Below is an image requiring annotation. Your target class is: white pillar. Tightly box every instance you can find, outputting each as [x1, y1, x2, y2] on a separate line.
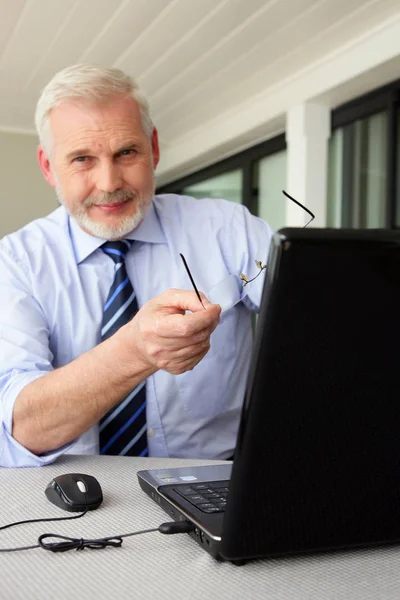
[285, 103, 331, 227]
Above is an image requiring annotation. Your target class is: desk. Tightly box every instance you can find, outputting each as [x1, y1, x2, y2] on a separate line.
[1, 454, 399, 600]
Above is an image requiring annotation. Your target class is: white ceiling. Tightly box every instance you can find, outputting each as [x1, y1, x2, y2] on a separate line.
[0, 0, 399, 182]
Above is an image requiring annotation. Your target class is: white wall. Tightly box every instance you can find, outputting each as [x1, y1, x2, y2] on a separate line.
[0, 132, 57, 238]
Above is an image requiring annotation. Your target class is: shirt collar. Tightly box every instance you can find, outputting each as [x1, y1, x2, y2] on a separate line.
[68, 201, 167, 264]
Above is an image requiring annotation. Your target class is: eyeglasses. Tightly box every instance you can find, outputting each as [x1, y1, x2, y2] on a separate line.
[282, 190, 315, 228]
[181, 191, 314, 312]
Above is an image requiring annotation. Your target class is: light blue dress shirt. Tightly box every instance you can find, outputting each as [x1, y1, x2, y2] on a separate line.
[0, 194, 273, 467]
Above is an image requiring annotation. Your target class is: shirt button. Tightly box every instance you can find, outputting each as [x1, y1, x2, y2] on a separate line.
[147, 428, 155, 437]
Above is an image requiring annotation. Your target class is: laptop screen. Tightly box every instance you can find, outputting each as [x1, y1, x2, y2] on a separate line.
[222, 228, 400, 559]
[241, 227, 400, 419]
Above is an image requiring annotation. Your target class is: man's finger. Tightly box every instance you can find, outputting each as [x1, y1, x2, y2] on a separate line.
[156, 288, 214, 313]
[155, 304, 220, 338]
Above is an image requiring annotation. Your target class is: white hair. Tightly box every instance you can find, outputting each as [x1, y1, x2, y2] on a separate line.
[35, 64, 153, 154]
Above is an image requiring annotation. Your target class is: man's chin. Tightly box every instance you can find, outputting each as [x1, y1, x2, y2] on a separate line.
[73, 211, 145, 240]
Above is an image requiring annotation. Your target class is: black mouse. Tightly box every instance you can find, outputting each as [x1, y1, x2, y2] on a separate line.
[45, 473, 103, 512]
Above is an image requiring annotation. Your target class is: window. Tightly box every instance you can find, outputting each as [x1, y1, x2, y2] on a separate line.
[157, 135, 286, 223]
[253, 150, 287, 231]
[328, 112, 387, 227]
[328, 79, 400, 229]
[183, 170, 242, 204]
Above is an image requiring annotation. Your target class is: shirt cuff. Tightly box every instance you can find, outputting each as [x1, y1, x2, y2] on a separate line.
[0, 371, 75, 467]
[1, 371, 46, 433]
[0, 422, 76, 467]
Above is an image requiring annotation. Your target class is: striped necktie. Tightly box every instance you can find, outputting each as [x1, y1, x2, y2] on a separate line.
[99, 240, 147, 457]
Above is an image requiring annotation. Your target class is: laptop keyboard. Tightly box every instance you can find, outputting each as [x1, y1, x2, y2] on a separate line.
[173, 480, 229, 514]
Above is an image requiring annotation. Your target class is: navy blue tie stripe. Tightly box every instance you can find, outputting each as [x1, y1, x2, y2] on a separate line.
[99, 240, 148, 457]
[101, 290, 136, 339]
[104, 276, 130, 311]
[100, 399, 147, 455]
[99, 381, 145, 431]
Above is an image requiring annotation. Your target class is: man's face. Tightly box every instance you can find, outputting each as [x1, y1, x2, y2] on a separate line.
[38, 94, 160, 240]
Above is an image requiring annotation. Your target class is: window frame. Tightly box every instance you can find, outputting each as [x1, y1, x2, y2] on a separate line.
[331, 78, 400, 229]
[156, 134, 286, 216]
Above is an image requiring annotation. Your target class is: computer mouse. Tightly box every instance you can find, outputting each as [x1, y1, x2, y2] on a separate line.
[45, 473, 103, 512]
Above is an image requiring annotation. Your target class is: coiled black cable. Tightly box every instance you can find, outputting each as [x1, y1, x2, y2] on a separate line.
[0, 514, 194, 553]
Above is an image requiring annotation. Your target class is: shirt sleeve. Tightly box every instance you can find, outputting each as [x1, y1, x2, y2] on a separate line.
[0, 246, 75, 467]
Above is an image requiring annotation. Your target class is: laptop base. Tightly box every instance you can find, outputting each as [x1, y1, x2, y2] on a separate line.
[138, 475, 230, 562]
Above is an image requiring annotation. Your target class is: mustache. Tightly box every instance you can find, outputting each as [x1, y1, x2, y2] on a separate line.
[83, 190, 137, 208]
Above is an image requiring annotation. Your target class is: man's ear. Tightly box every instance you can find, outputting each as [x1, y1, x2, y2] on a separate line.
[151, 127, 160, 170]
[37, 146, 56, 188]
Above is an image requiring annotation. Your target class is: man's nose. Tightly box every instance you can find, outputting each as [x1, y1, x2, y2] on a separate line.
[96, 161, 123, 193]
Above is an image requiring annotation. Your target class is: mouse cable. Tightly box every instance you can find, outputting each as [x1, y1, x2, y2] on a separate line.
[0, 510, 88, 532]
[0, 511, 88, 553]
[0, 518, 194, 553]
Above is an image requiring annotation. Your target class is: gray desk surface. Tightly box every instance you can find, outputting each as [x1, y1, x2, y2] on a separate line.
[1, 455, 399, 600]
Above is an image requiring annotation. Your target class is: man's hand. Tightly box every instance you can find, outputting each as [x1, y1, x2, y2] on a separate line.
[12, 289, 220, 455]
[120, 289, 221, 375]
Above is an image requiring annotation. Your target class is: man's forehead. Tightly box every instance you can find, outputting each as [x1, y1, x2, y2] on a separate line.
[48, 96, 145, 149]
[50, 95, 139, 127]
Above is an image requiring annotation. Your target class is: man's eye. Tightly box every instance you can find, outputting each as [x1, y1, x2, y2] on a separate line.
[74, 156, 88, 163]
[119, 149, 136, 157]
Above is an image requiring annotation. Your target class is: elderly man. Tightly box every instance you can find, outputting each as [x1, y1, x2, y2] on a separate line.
[0, 64, 273, 467]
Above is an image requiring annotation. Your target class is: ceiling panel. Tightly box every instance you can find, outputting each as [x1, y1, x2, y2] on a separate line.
[22, 0, 123, 98]
[116, 0, 222, 77]
[149, 0, 319, 117]
[200, 0, 399, 129]
[140, 0, 269, 97]
[155, 0, 391, 138]
[0, 0, 27, 59]
[177, 0, 400, 141]
[78, 0, 172, 67]
[0, 0, 396, 144]
[260, 0, 400, 91]
[0, 0, 76, 89]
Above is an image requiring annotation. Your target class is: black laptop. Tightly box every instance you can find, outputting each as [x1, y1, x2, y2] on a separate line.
[137, 227, 400, 564]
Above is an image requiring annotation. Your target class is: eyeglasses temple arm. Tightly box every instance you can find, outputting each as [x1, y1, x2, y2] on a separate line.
[179, 253, 206, 310]
[282, 190, 315, 226]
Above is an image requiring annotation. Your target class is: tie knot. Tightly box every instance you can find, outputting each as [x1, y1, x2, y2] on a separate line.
[101, 240, 132, 263]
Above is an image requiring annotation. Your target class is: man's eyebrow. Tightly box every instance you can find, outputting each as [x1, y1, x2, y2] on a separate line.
[65, 143, 139, 161]
[66, 148, 91, 160]
[114, 142, 139, 154]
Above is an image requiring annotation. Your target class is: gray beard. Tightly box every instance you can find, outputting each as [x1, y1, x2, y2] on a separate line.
[55, 187, 151, 240]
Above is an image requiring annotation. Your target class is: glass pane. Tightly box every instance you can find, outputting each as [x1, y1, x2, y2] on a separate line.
[327, 111, 387, 228]
[253, 150, 287, 231]
[364, 113, 387, 227]
[183, 170, 242, 204]
[396, 109, 400, 227]
[327, 129, 343, 227]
